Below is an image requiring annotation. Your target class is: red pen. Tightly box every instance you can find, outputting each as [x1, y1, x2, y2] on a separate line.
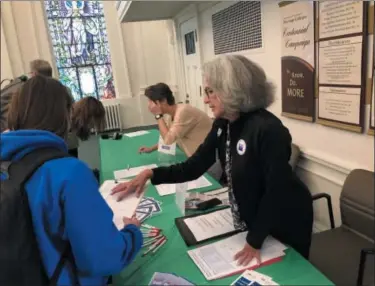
[142, 236, 166, 257]
[151, 237, 167, 255]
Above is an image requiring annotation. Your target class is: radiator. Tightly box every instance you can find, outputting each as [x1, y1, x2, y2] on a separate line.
[103, 103, 122, 131]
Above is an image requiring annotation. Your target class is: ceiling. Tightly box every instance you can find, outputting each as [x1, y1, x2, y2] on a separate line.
[119, 1, 194, 23]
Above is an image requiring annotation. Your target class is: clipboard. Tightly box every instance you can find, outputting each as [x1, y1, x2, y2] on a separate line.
[175, 208, 241, 247]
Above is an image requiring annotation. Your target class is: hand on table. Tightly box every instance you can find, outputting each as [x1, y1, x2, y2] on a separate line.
[111, 169, 153, 200]
[139, 146, 155, 154]
[234, 243, 261, 266]
[123, 216, 141, 227]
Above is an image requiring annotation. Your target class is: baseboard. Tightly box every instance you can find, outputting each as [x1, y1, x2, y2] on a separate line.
[295, 150, 354, 231]
[297, 150, 352, 187]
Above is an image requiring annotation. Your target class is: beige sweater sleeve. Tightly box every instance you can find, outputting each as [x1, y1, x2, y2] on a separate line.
[163, 106, 195, 145]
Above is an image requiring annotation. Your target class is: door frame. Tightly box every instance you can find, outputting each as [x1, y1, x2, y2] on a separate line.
[174, 4, 204, 108]
[179, 16, 202, 109]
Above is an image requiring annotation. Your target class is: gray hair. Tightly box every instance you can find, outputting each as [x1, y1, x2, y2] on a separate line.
[30, 59, 53, 77]
[202, 55, 275, 116]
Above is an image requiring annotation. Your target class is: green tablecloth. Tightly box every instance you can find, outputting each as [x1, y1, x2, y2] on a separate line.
[99, 129, 333, 286]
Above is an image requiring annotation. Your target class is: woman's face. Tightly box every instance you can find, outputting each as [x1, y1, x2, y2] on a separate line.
[203, 77, 225, 118]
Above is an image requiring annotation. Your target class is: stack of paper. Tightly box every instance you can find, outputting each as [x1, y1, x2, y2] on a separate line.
[100, 180, 143, 230]
[205, 187, 230, 205]
[185, 187, 230, 209]
[114, 164, 158, 180]
[231, 270, 279, 286]
[183, 208, 236, 242]
[155, 176, 212, 196]
[124, 130, 149, 137]
[187, 232, 287, 281]
[149, 272, 194, 286]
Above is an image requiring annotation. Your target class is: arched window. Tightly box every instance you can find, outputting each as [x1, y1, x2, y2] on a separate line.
[44, 1, 115, 101]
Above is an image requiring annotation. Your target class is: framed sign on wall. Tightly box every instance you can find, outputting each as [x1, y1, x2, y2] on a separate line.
[317, 1, 368, 133]
[279, 1, 315, 122]
[368, 4, 375, 136]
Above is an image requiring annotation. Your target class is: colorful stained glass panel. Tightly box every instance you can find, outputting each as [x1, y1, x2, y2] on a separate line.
[45, 0, 116, 100]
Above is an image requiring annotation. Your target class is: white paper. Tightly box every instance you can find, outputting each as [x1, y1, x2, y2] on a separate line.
[205, 187, 229, 202]
[114, 164, 157, 179]
[184, 208, 236, 242]
[188, 232, 286, 281]
[100, 180, 143, 230]
[155, 176, 212, 196]
[187, 176, 211, 190]
[124, 130, 149, 137]
[157, 135, 176, 155]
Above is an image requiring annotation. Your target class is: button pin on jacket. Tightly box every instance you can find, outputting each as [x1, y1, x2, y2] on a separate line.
[237, 139, 246, 155]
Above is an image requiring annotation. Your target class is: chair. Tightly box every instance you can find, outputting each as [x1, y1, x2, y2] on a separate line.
[289, 143, 300, 170]
[309, 169, 374, 286]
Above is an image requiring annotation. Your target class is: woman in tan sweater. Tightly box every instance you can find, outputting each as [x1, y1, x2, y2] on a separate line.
[139, 83, 212, 157]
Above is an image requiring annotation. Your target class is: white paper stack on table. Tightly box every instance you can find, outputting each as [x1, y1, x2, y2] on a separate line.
[114, 164, 158, 180]
[155, 176, 212, 196]
[231, 270, 279, 286]
[100, 180, 143, 230]
[135, 197, 162, 222]
[183, 208, 236, 242]
[187, 232, 287, 281]
[185, 187, 230, 209]
[149, 272, 194, 286]
[123, 130, 149, 137]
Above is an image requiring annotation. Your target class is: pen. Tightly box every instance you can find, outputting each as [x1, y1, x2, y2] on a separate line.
[207, 190, 229, 197]
[141, 227, 160, 233]
[142, 235, 164, 247]
[151, 237, 167, 255]
[144, 232, 160, 238]
[142, 224, 159, 230]
[142, 230, 160, 236]
[142, 236, 166, 257]
[143, 234, 163, 244]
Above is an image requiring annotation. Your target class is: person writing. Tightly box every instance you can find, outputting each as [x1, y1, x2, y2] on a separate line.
[113, 55, 313, 265]
[1, 76, 142, 285]
[138, 83, 212, 157]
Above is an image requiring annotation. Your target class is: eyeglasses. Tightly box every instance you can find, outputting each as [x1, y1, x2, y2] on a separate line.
[204, 87, 217, 99]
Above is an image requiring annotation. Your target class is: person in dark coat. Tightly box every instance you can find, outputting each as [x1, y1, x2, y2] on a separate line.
[112, 55, 313, 265]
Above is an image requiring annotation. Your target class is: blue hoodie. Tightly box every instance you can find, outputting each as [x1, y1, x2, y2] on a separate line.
[0, 130, 143, 285]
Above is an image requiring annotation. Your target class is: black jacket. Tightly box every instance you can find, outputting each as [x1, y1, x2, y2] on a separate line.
[152, 109, 313, 254]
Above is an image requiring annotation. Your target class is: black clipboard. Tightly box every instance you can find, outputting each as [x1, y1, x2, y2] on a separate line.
[175, 207, 241, 247]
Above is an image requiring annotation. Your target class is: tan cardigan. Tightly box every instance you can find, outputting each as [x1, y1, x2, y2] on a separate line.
[164, 104, 212, 157]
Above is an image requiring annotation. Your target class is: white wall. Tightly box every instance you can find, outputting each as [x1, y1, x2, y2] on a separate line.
[175, 1, 375, 231]
[121, 20, 177, 98]
[1, 20, 13, 81]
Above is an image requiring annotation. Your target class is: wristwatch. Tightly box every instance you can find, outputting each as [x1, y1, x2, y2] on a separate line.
[155, 114, 163, 120]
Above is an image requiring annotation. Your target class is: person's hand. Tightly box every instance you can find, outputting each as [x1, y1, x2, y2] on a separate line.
[139, 146, 155, 154]
[123, 216, 141, 227]
[234, 243, 261, 266]
[111, 169, 153, 200]
[149, 101, 162, 115]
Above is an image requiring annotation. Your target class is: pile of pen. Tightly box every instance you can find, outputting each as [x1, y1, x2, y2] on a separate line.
[141, 224, 167, 257]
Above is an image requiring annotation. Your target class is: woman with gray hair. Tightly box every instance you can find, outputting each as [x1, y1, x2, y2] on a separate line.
[112, 55, 313, 265]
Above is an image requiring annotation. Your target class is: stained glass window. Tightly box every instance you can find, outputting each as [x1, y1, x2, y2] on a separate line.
[44, 1, 116, 101]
